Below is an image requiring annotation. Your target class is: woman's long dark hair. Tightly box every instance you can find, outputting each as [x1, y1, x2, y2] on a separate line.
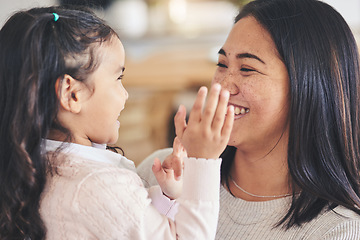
[221, 0, 360, 228]
[0, 6, 117, 239]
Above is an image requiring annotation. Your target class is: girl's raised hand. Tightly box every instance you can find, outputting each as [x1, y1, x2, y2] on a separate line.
[174, 84, 234, 159]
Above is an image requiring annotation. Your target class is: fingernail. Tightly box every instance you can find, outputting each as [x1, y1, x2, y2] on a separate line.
[213, 83, 221, 91]
[222, 90, 230, 98]
[199, 86, 207, 91]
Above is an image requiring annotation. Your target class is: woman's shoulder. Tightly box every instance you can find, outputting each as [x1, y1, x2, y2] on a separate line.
[304, 205, 360, 239]
[323, 205, 360, 225]
[139, 148, 173, 166]
[137, 148, 173, 187]
[321, 205, 360, 224]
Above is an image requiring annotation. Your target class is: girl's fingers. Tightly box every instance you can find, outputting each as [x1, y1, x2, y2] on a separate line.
[172, 155, 183, 180]
[172, 137, 181, 156]
[187, 86, 208, 124]
[152, 158, 162, 172]
[172, 137, 184, 180]
[221, 105, 234, 138]
[174, 105, 187, 138]
[201, 83, 222, 126]
[211, 89, 230, 131]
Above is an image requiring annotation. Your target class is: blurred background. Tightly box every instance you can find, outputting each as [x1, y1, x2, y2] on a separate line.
[1, 0, 360, 165]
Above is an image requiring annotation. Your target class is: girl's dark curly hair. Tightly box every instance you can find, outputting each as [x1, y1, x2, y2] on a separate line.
[0, 6, 117, 239]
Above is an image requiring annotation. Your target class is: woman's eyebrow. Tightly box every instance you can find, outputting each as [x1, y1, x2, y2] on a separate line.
[218, 48, 226, 56]
[218, 48, 265, 64]
[236, 53, 265, 64]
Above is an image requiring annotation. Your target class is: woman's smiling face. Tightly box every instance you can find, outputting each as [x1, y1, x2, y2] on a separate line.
[213, 16, 290, 152]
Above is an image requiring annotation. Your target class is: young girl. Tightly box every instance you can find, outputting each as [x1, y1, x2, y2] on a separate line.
[0, 6, 234, 239]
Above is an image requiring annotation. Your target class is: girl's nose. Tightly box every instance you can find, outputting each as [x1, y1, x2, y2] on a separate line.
[121, 84, 129, 100]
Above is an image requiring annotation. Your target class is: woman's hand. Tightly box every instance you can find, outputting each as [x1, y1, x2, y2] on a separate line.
[152, 137, 187, 199]
[174, 83, 234, 159]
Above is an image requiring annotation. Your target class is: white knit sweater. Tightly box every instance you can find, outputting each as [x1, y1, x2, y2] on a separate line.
[40, 140, 221, 239]
[137, 148, 360, 240]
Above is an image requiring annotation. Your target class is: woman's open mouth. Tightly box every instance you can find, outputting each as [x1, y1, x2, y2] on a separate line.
[230, 104, 250, 118]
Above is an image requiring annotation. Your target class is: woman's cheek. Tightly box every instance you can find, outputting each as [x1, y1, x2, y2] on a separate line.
[212, 72, 222, 85]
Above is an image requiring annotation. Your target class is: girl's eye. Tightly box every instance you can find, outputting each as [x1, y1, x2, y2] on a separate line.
[117, 75, 124, 81]
[240, 67, 255, 72]
[217, 63, 228, 68]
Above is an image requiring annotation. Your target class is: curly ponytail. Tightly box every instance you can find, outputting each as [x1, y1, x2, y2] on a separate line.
[0, 6, 117, 239]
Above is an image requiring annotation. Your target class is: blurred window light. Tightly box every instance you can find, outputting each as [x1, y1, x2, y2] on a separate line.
[169, 0, 187, 24]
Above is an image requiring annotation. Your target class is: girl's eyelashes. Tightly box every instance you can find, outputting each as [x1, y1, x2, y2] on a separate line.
[117, 74, 124, 81]
[117, 67, 125, 81]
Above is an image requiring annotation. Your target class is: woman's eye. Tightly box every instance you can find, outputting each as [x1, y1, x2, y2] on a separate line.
[217, 63, 228, 68]
[240, 67, 255, 72]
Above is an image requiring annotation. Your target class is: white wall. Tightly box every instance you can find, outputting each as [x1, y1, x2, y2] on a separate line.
[0, 0, 359, 34]
[0, 0, 58, 27]
[323, 0, 360, 30]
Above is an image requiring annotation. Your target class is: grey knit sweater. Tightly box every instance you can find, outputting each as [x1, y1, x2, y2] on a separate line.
[216, 184, 360, 239]
[137, 148, 360, 240]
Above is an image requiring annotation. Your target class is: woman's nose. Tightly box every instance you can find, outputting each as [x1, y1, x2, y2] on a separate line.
[215, 73, 239, 95]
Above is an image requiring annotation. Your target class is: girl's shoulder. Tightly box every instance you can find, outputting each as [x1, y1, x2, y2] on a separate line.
[51, 153, 140, 185]
[42, 153, 151, 239]
[44, 151, 149, 214]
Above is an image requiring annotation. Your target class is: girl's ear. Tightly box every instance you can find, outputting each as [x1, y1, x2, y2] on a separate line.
[55, 74, 86, 114]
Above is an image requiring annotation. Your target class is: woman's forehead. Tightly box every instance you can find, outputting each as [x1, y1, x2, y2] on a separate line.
[222, 17, 279, 61]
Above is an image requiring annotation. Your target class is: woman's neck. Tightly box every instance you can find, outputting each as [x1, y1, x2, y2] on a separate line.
[228, 140, 292, 201]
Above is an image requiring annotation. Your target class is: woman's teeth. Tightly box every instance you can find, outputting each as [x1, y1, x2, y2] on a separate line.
[234, 106, 249, 115]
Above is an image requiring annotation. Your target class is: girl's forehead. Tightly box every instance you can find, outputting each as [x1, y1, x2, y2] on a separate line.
[99, 36, 124, 57]
[95, 37, 125, 69]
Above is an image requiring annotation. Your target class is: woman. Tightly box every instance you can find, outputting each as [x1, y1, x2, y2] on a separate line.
[137, 0, 360, 238]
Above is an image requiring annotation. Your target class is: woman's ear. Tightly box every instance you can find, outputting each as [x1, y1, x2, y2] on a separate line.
[55, 74, 85, 114]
